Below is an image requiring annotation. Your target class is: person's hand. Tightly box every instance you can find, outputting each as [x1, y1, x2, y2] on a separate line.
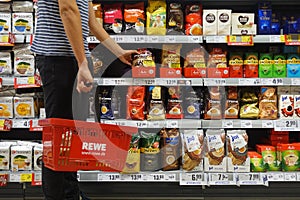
[118, 50, 138, 66]
[76, 60, 94, 93]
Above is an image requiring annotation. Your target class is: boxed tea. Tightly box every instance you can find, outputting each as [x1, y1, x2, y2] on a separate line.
[203, 9, 217, 36]
[273, 54, 287, 77]
[259, 53, 273, 78]
[217, 9, 232, 35]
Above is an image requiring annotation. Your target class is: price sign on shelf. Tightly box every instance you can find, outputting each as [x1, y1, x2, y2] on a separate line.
[209, 173, 235, 185]
[121, 174, 144, 181]
[222, 120, 234, 128]
[275, 120, 298, 131]
[237, 173, 262, 185]
[239, 78, 261, 86]
[241, 120, 253, 128]
[31, 172, 42, 186]
[205, 78, 227, 86]
[166, 120, 178, 128]
[262, 120, 274, 128]
[267, 172, 284, 181]
[227, 35, 254, 46]
[180, 173, 206, 185]
[284, 173, 297, 181]
[285, 34, 300, 45]
[149, 174, 166, 181]
[134, 79, 156, 85]
[262, 78, 283, 85]
[0, 174, 8, 187]
[98, 173, 121, 181]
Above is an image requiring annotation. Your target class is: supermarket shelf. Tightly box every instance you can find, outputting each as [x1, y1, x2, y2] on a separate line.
[204, 35, 285, 44]
[201, 119, 274, 129]
[203, 78, 292, 86]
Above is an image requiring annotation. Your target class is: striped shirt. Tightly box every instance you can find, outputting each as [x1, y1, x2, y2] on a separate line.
[31, 0, 90, 56]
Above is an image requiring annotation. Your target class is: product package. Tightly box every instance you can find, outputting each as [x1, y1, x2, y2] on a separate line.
[14, 96, 35, 118]
[12, 12, 33, 34]
[244, 52, 259, 78]
[146, 0, 166, 35]
[273, 54, 287, 77]
[248, 151, 266, 172]
[258, 2, 272, 34]
[126, 86, 146, 120]
[122, 133, 141, 173]
[11, 145, 32, 171]
[124, 2, 145, 34]
[132, 48, 156, 78]
[103, 3, 124, 34]
[183, 48, 206, 78]
[203, 9, 217, 36]
[185, 3, 202, 35]
[160, 44, 182, 78]
[287, 54, 300, 78]
[167, 2, 183, 34]
[256, 145, 281, 171]
[279, 95, 294, 119]
[166, 86, 183, 119]
[259, 53, 273, 78]
[146, 86, 165, 121]
[0, 96, 13, 118]
[259, 87, 278, 119]
[217, 9, 232, 35]
[231, 13, 256, 35]
[229, 52, 243, 78]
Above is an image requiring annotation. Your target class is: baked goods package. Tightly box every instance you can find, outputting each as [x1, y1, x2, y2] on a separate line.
[124, 2, 145, 34]
[126, 86, 146, 120]
[146, 0, 166, 35]
[204, 129, 226, 172]
[146, 86, 165, 121]
[103, 3, 124, 34]
[185, 3, 202, 35]
[226, 130, 250, 172]
[182, 130, 204, 172]
[166, 86, 183, 119]
[140, 131, 161, 171]
[259, 87, 278, 119]
[122, 133, 141, 173]
[160, 128, 181, 171]
[167, 2, 183, 34]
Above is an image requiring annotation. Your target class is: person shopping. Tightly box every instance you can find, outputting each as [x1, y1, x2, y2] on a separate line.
[31, 0, 136, 199]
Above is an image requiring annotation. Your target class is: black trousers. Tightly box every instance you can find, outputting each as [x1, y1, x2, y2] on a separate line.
[36, 55, 92, 200]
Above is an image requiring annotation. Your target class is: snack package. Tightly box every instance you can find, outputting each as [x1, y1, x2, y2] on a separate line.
[182, 130, 204, 172]
[124, 2, 145, 34]
[259, 87, 278, 119]
[204, 129, 226, 172]
[160, 128, 181, 171]
[103, 3, 123, 34]
[185, 4, 203, 35]
[126, 86, 146, 120]
[146, 0, 166, 35]
[167, 2, 183, 34]
[227, 130, 250, 172]
[122, 133, 140, 173]
[248, 151, 266, 172]
[166, 86, 183, 119]
[146, 86, 165, 121]
[140, 131, 161, 171]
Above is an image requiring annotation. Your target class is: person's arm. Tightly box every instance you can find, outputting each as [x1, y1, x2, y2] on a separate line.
[58, 0, 93, 93]
[88, 2, 137, 65]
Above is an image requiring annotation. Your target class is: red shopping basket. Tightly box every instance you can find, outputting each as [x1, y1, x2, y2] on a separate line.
[38, 118, 137, 172]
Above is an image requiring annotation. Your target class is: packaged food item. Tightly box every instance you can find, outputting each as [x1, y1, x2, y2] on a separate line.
[12, 1, 33, 12]
[182, 130, 204, 172]
[183, 48, 206, 78]
[14, 96, 35, 118]
[227, 130, 250, 172]
[239, 88, 259, 119]
[126, 86, 146, 120]
[146, 86, 165, 121]
[231, 13, 256, 35]
[287, 54, 300, 78]
[122, 133, 140, 173]
[0, 3, 11, 12]
[0, 52, 12, 75]
[185, 3, 202, 35]
[124, 2, 145, 34]
[256, 145, 281, 171]
[0, 143, 10, 170]
[160, 128, 181, 171]
[93, 3, 103, 26]
[248, 151, 266, 172]
[11, 145, 32, 171]
[273, 54, 287, 77]
[146, 0, 166, 35]
[98, 87, 114, 120]
[258, 2, 272, 35]
[13, 45, 35, 76]
[0, 13, 11, 34]
[166, 86, 183, 119]
[103, 3, 123, 34]
[12, 12, 33, 34]
[229, 52, 243, 78]
[278, 143, 300, 171]
[160, 44, 182, 77]
[203, 9, 217, 36]
[184, 89, 201, 119]
[294, 95, 300, 118]
[244, 52, 259, 78]
[132, 48, 156, 78]
[140, 131, 161, 171]
[279, 95, 294, 119]
[204, 87, 222, 120]
[0, 96, 13, 118]
[167, 2, 183, 34]
[204, 129, 226, 172]
[217, 9, 232, 35]
[259, 87, 278, 119]
[224, 100, 239, 119]
[33, 144, 42, 171]
[259, 53, 273, 78]
[207, 48, 229, 78]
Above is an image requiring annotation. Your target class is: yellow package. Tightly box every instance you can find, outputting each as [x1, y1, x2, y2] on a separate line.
[146, 0, 166, 35]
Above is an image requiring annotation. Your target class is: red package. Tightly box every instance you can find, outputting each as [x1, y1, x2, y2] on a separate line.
[103, 3, 123, 34]
[126, 86, 145, 120]
[185, 4, 203, 35]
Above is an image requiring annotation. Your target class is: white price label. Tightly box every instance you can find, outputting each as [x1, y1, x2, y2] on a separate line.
[135, 121, 148, 128]
[142, 79, 156, 85]
[166, 120, 178, 128]
[238, 78, 261, 85]
[269, 35, 282, 43]
[297, 173, 300, 181]
[262, 78, 283, 85]
[166, 36, 176, 43]
[285, 173, 297, 181]
[149, 121, 161, 128]
[189, 36, 202, 43]
[99, 174, 121, 181]
[267, 172, 284, 181]
[121, 174, 143, 181]
[13, 119, 30, 128]
[206, 79, 226, 86]
[103, 79, 117, 85]
[150, 36, 159, 43]
[112, 36, 124, 43]
[160, 79, 177, 85]
[262, 120, 274, 128]
[150, 174, 165, 181]
[87, 36, 99, 43]
[210, 173, 229, 182]
[180, 173, 204, 185]
[132, 36, 145, 43]
[9, 173, 21, 182]
[166, 174, 176, 181]
[292, 78, 300, 86]
[222, 120, 233, 128]
[241, 120, 253, 128]
[285, 120, 298, 128]
[238, 173, 261, 185]
[275, 120, 298, 131]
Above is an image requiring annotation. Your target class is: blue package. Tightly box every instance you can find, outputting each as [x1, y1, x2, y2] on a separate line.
[258, 2, 272, 34]
[287, 16, 297, 34]
[287, 54, 300, 78]
[271, 13, 280, 34]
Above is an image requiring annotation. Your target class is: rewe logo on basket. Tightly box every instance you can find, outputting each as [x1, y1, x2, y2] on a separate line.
[82, 142, 107, 151]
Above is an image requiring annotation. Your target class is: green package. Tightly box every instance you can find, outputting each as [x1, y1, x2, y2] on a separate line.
[273, 54, 287, 77]
[259, 53, 273, 78]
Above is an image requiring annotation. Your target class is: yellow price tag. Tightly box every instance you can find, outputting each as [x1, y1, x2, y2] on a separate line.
[20, 173, 32, 182]
[1, 35, 9, 43]
[27, 77, 35, 84]
[0, 120, 4, 128]
[241, 36, 251, 43]
[228, 36, 236, 42]
[280, 35, 286, 42]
